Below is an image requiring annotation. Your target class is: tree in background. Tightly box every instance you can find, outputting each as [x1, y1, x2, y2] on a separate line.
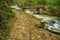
[13, 0, 60, 16]
[45, 0, 60, 16]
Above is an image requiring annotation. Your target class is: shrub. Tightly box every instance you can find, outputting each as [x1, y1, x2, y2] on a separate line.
[0, 0, 15, 40]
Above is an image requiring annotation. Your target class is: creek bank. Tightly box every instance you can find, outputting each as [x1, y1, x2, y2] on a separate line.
[10, 5, 60, 33]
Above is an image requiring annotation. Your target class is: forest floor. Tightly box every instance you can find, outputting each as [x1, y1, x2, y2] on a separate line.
[8, 10, 60, 40]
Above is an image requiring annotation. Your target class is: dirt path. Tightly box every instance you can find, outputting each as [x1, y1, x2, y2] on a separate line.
[9, 10, 60, 40]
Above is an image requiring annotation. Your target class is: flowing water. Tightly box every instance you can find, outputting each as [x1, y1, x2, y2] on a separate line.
[24, 9, 60, 33]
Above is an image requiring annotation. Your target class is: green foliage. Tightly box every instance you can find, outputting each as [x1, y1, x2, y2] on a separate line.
[14, 0, 60, 16]
[46, 0, 60, 16]
[0, 0, 5, 8]
[0, 38, 2, 40]
[0, 0, 15, 40]
[32, 0, 38, 4]
[6, 7, 15, 19]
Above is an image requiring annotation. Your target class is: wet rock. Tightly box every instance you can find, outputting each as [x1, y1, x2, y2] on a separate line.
[10, 5, 21, 9]
[25, 9, 34, 15]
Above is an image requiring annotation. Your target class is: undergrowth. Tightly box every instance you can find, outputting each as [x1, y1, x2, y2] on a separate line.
[0, 0, 15, 40]
[0, 7, 15, 40]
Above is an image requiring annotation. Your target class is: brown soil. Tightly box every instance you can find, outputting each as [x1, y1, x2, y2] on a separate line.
[8, 10, 60, 40]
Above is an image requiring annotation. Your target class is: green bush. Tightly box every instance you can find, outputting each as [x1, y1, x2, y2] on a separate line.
[0, 38, 2, 40]
[0, 0, 15, 40]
